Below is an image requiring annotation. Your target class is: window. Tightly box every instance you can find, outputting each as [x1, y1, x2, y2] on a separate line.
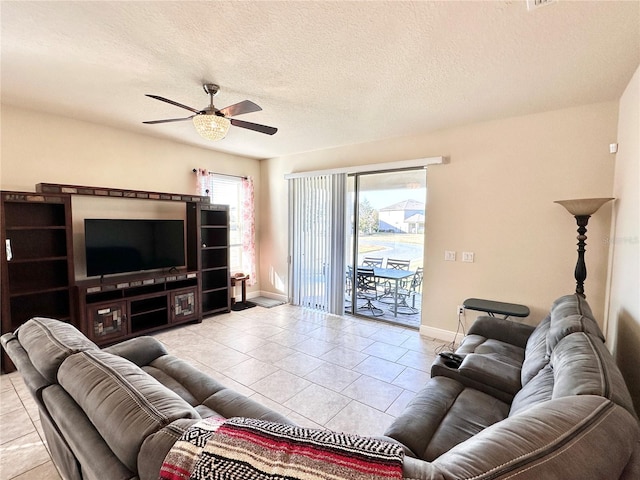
[210, 176, 243, 273]
[196, 170, 256, 283]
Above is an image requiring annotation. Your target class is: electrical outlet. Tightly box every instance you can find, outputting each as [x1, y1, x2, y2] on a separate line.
[457, 305, 465, 316]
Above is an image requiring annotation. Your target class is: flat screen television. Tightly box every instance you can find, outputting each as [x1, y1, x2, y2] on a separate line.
[85, 219, 185, 277]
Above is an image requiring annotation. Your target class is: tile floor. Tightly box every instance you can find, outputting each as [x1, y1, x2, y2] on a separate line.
[0, 303, 449, 479]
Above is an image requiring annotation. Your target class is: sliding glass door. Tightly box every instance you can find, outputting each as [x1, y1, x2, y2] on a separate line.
[346, 169, 426, 327]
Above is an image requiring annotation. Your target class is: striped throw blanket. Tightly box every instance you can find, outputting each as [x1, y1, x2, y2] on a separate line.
[159, 416, 404, 480]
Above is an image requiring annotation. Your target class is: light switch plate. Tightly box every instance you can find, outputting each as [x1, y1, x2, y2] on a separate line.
[462, 251, 474, 263]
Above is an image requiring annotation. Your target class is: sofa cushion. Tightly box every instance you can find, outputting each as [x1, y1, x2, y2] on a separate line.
[520, 314, 551, 386]
[509, 365, 554, 416]
[433, 396, 639, 480]
[16, 317, 98, 383]
[546, 294, 604, 356]
[550, 293, 596, 322]
[57, 350, 199, 473]
[551, 332, 637, 418]
[384, 376, 509, 461]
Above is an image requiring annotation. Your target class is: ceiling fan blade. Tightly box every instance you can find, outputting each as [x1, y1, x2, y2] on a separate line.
[143, 115, 195, 124]
[145, 94, 201, 114]
[219, 100, 262, 118]
[230, 118, 277, 135]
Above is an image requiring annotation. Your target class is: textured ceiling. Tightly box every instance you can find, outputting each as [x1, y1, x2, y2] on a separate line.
[1, 1, 639, 160]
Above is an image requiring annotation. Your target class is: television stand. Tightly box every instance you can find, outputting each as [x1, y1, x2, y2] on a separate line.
[76, 270, 201, 345]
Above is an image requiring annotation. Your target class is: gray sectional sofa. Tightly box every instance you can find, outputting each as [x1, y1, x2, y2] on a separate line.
[2, 294, 639, 479]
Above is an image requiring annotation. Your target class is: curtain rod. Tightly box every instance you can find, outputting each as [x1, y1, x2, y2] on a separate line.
[192, 169, 247, 180]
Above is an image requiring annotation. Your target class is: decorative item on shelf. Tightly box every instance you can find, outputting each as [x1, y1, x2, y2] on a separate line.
[554, 197, 614, 297]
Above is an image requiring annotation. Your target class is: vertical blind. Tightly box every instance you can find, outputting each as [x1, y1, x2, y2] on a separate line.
[289, 174, 346, 314]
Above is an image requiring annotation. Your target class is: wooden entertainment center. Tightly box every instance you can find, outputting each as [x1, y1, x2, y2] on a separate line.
[1, 184, 231, 372]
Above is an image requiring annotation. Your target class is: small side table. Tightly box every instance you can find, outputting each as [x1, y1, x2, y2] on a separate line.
[230, 274, 251, 311]
[463, 298, 530, 319]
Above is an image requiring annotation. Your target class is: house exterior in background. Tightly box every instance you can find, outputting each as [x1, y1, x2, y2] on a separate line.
[378, 199, 425, 233]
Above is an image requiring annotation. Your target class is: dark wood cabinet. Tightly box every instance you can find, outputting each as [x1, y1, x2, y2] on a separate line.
[77, 272, 199, 345]
[188, 203, 231, 317]
[1, 192, 76, 372]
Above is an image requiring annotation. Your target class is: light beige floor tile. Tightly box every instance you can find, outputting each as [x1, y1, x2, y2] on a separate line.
[320, 346, 370, 370]
[0, 431, 51, 479]
[11, 460, 62, 480]
[267, 331, 310, 348]
[362, 341, 408, 362]
[391, 367, 431, 392]
[368, 328, 412, 346]
[274, 351, 326, 376]
[324, 401, 395, 437]
[0, 387, 24, 415]
[304, 362, 361, 392]
[341, 375, 403, 411]
[330, 333, 376, 351]
[247, 342, 296, 363]
[248, 393, 294, 418]
[396, 349, 437, 372]
[223, 358, 280, 386]
[283, 384, 351, 425]
[291, 337, 336, 357]
[352, 356, 406, 383]
[251, 370, 312, 404]
[386, 390, 416, 417]
[0, 407, 35, 445]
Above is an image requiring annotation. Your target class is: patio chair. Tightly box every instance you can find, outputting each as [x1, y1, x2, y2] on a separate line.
[378, 258, 411, 303]
[395, 267, 424, 314]
[355, 267, 384, 317]
[362, 257, 384, 267]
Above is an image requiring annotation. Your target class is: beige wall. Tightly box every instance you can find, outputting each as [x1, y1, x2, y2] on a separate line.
[0, 104, 262, 292]
[606, 65, 640, 411]
[260, 102, 618, 333]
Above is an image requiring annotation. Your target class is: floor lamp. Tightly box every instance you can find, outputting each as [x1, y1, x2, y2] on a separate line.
[554, 198, 614, 297]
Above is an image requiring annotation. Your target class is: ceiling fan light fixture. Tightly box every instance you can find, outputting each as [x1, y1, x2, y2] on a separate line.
[192, 114, 231, 141]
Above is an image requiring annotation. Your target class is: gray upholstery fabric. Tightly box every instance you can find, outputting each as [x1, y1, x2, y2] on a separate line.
[432, 396, 639, 480]
[103, 335, 168, 366]
[58, 350, 199, 472]
[457, 354, 522, 396]
[520, 314, 550, 385]
[42, 385, 136, 480]
[551, 332, 637, 418]
[138, 419, 197, 480]
[465, 315, 535, 349]
[384, 376, 510, 461]
[550, 293, 596, 322]
[509, 365, 554, 416]
[16, 317, 98, 383]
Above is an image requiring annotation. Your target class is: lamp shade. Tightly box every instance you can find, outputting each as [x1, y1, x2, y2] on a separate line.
[554, 198, 614, 216]
[192, 114, 231, 141]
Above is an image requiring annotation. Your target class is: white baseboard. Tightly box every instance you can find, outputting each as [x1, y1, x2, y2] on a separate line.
[419, 324, 461, 343]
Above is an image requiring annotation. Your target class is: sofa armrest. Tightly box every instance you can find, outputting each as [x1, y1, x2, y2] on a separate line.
[1, 332, 50, 399]
[458, 354, 521, 396]
[103, 336, 168, 367]
[430, 355, 516, 404]
[467, 316, 535, 349]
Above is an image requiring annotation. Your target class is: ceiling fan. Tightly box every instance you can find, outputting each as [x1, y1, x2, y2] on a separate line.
[143, 84, 277, 141]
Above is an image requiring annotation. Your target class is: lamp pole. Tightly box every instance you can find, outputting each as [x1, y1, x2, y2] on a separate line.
[573, 214, 590, 296]
[554, 198, 614, 298]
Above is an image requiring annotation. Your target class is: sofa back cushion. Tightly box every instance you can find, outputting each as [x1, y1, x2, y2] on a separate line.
[509, 365, 554, 416]
[550, 294, 596, 322]
[58, 350, 199, 473]
[520, 315, 551, 386]
[16, 317, 98, 383]
[551, 332, 637, 418]
[546, 295, 605, 355]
